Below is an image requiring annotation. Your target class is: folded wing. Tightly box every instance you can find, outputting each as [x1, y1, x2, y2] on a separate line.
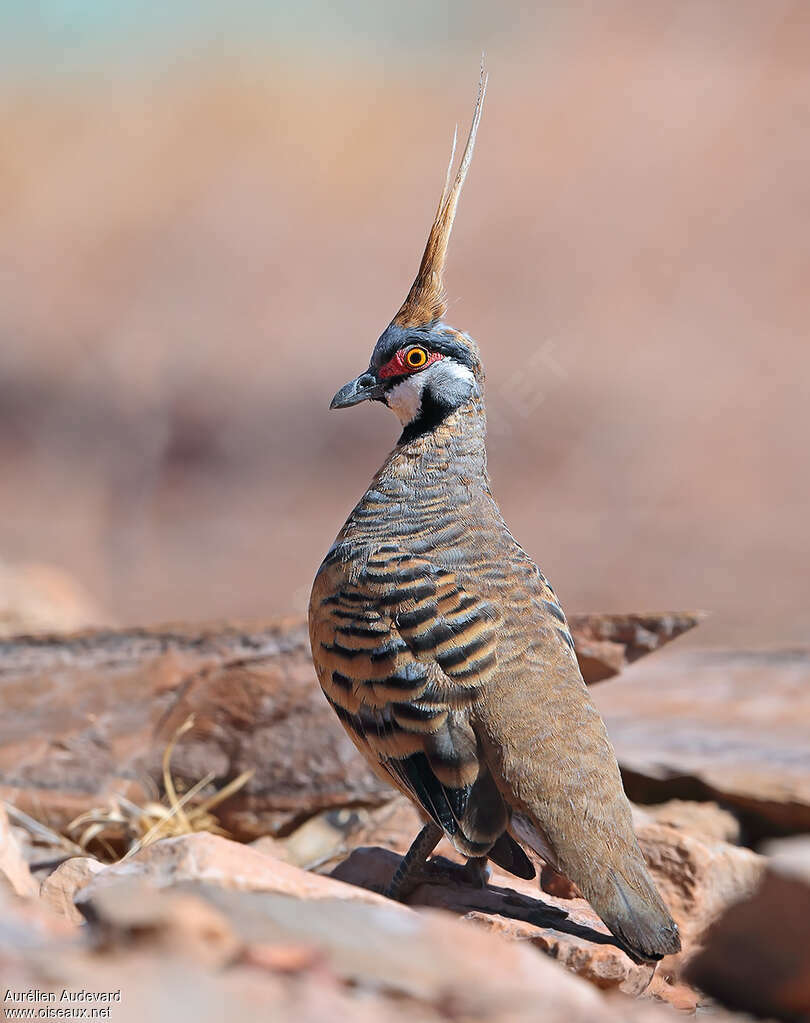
[309, 542, 534, 877]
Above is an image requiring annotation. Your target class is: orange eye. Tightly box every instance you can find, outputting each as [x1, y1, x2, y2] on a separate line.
[405, 346, 428, 369]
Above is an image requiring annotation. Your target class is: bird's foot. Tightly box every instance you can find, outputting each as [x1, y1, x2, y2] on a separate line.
[385, 853, 491, 901]
[454, 855, 492, 889]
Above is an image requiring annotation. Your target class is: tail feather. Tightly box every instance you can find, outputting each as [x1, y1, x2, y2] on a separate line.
[510, 816, 679, 962]
[593, 870, 681, 963]
[509, 812, 561, 870]
[487, 831, 536, 880]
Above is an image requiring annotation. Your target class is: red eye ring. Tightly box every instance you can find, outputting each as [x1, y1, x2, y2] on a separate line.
[405, 346, 428, 368]
[378, 347, 442, 379]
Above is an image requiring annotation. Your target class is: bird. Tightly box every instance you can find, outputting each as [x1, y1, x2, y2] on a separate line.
[308, 69, 681, 964]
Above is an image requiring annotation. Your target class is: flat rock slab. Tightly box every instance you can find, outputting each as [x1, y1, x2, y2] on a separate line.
[328, 807, 763, 1009]
[0, 614, 697, 840]
[331, 846, 657, 996]
[592, 648, 810, 838]
[0, 853, 672, 1023]
[568, 612, 703, 683]
[76, 832, 396, 908]
[35, 832, 661, 1023]
[24, 823, 759, 1017]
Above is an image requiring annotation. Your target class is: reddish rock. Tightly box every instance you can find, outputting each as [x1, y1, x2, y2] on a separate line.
[81, 879, 245, 968]
[327, 799, 764, 1010]
[593, 648, 810, 838]
[685, 836, 810, 1021]
[636, 820, 764, 951]
[0, 560, 109, 638]
[331, 845, 656, 996]
[78, 873, 620, 1022]
[0, 615, 697, 842]
[315, 794, 761, 962]
[40, 856, 105, 924]
[568, 612, 702, 683]
[573, 639, 627, 684]
[0, 803, 38, 897]
[0, 882, 76, 968]
[0, 621, 388, 840]
[632, 800, 741, 845]
[3, 816, 745, 1023]
[47, 837, 662, 1023]
[540, 862, 582, 899]
[77, 832, 396, 909]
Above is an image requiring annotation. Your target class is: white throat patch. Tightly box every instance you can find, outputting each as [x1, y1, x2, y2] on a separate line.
[386, 374, 427, 425]
[385, 360, 476, 426]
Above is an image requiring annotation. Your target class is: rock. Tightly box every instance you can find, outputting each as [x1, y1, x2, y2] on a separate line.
[77, 832, 395, 909]
[0, 615, 698, 842]
[0, 620, 388, 841]
[0, 803, 38, 897]
[632, 800, 741, 845]
[0, 880, 78, 1001]
[636, 820, 764, 950]
[568, 612, 703, 683]
[81, 879, 244, 968]
[0, 886, 75, 954]
[257, 802, 426, 872]
[40, 856, 105, 924]
[272, 808, 364, 869]
[78, 874, 621, 1022]
[593, 648, 810, 839]
[0, 880, 321, 1023]
[38, 821, 758, 1010]
[763, 833, 810, 883]
[3, 818, 739, 1022]
[30, 835, 658, 1023]
[325, 797, 765, 1010]
[323, 796, 425, 856]
[321, 795, 762, 957]
[0, 559, 108, 638]
[684, 835, 810, 1021]
[573, 639, 627, 685]
[331, 845, 657, 996]
[540, 862, 582, 899]
[248, 834, 292, 861]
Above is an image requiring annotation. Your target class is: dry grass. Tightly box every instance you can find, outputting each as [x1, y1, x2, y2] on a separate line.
[6, 715, 253, 864]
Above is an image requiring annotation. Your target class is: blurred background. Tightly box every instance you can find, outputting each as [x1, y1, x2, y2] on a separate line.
[1, 0, 808, 645]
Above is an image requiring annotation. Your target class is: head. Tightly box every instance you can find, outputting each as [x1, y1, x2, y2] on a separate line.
[330, 69, 487, 441]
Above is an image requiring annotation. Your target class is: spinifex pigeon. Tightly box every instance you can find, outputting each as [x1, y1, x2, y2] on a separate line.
[309, 71, 680, 963]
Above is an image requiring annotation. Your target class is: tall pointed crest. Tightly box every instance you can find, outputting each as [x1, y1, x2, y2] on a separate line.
[392, 67, 488, 329]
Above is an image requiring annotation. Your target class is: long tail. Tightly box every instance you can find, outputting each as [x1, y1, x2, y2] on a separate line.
[474, 670, 681, 963]
[590, 868, 681, 963]
[511, 812, 680, 963]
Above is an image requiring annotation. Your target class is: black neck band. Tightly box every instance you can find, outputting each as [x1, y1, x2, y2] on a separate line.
[397, 389, 457, 444]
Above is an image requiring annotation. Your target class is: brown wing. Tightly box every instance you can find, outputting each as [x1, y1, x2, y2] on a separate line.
[309, 542, 527, 865]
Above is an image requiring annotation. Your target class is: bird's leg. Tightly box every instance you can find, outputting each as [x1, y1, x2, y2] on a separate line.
[384, 822, 443, 901]
[385, 828, 493, 901]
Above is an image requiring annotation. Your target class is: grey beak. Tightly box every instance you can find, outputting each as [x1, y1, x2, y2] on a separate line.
[330, 371, 383, 410]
